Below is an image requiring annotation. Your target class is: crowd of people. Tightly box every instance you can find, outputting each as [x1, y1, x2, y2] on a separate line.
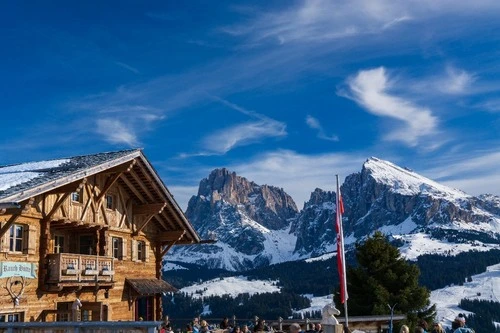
[399, 314, 474, 333]
[159, 317, 323, 333]
[160, 313, 474, 333]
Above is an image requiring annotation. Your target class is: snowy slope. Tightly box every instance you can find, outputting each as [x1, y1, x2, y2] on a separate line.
[294, 294, 334, 316]
[179, 276, 280, 298]
[365, 157, 470, 202]
[431, 263, 500, 328]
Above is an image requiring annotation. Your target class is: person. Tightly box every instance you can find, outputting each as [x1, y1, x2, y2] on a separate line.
[289, 323, 302, 333]
[451, 314, 474, 333]
[414, 328, 424, 333]
[200, 320, 210, 333]
[233, 326, 242, 333]
[160, 315, 173, 333]
[254, 319, 267, 332]
[417, 320, 429, 333]
[71, 298, 82, 321]
[220, 317, 231, 329]
[314, 323, 322, 333]
[430, 323, 444, 333]
[400, 325, 409, 333]
[186, 325, 194, 333]
[241, 324, 250, 333]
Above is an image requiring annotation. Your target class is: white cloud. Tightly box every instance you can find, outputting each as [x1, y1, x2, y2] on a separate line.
[306, 115, 338, 141]
[202, 120, 286, 155]
[345, 67, 438, 146]
[195, 97, 287, 155]
[228, 150, 365, 208]
[220, 0, 500, 45]
[96, 119, 138, 146]
[438, 66, 475, 95]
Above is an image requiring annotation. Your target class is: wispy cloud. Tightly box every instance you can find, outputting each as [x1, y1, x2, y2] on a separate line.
[437, 66, 475, 95]
[343, 67, 438, 147]
[197, 97, 287, 155]
[201, 120, 287, 155]
[305, 115, 338, 141]
[96, 119, 138, 146]
[114, 61, 140, 74]
[423, 149, 500, 196]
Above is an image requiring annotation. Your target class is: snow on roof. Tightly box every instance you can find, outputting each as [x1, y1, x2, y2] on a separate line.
[0, 149, 141, 203]
[364, 157, 470, 202]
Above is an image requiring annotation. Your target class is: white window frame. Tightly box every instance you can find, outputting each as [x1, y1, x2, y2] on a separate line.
[137, 240, 146, 262]
[112, 237, 123, 260]
[54, 234, 65, 254]
[9, 224, 24, 253]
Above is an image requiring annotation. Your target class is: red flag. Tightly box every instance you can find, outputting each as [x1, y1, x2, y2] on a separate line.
[336, 189, 348, 304]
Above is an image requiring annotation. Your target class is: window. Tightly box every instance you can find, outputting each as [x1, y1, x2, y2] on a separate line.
[71, 191, 81, 202]
[54, 235, 64, 253]
[9, 224, 24, 252]
[0, 312, 23, 322]
[137, 241, 146, 261]
[81, 309, 92, 321]
[105, 194, 114, 209]
[112, 237, 123, 259]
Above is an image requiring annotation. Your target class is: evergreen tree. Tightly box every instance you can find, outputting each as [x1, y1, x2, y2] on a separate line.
[345, 231, 434, 328]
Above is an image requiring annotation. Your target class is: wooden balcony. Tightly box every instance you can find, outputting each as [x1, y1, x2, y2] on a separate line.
[46, 253, 115, 288]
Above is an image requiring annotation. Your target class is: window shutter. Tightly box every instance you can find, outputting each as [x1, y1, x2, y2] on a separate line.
[0, 222, 7, 252]
[144, 241, 150, 263]
[131, 240, 137, 261]
[122, 238, 127, 260]
[22, 225, 29, 253]
[107, 236, 113, 257]
[27, 224, 37, 255]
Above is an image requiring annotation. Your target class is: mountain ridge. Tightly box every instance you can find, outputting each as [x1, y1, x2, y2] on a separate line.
[167, 157, 500, 271]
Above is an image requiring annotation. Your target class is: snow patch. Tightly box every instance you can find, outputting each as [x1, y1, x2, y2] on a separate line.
[305, 252, 335, 263]
[179, 276, 280, 298]
[294, 294, 333, 315]
[431, 263, 500, 328]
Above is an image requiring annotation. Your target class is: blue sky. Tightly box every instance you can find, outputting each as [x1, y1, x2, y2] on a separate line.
[1, 1, 500, 210]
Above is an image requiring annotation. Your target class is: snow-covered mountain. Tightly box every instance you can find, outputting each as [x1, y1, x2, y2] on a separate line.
[167, 158, 500, 271]
[169, 168, 299, 270]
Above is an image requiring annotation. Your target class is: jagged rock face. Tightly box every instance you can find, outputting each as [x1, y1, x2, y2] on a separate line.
[291, 188, 337, 256]
[170, 168, 299, 270]
[194, 168, 298, 230]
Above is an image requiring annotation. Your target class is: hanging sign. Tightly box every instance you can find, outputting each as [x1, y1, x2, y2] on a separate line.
[0, 262, 37, 279]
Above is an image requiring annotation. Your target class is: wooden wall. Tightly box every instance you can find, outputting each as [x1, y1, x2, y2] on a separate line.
[0, 170, 167, 322]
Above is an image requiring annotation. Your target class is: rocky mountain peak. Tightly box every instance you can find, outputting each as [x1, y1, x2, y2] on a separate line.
[198, 168, 256, 205]
[305, 188, 337, 208]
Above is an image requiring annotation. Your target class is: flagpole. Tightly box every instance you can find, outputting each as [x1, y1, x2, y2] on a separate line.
[336, 174, 349, 330]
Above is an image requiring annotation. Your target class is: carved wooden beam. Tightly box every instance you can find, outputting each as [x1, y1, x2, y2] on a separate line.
[157, 230, 186, 243]
[0, 198, 34, 239]
[133, 203, 166, 215]
[161, 242, 176, 258]
[95, 172, 124, 207]
[119, 175, 147, 204]
[44, 192, 71, 221]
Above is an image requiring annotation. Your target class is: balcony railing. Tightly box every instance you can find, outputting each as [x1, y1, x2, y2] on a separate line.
[47, 253, 115, 284]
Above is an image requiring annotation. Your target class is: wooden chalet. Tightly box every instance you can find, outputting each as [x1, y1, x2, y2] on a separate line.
[0, 149, 201, 323]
